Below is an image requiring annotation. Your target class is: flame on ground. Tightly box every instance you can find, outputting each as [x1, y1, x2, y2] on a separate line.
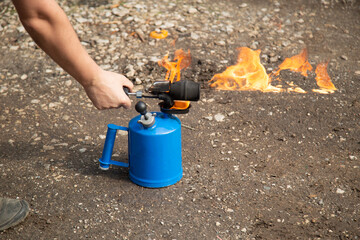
[312, 62, 337, 94]
[274, 48, 313, 77]
[209, 47, 281, 92]
[158, 49, 191, 109]
[209, 47, 337, 94]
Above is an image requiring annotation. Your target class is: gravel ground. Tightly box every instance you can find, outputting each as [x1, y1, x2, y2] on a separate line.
[1, 0, 360, 239]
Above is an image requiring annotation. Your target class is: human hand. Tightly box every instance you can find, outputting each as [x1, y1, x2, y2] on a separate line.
[82, 69, 134, 110]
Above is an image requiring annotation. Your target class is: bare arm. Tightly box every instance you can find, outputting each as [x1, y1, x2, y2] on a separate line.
[11, 0, 133, 109]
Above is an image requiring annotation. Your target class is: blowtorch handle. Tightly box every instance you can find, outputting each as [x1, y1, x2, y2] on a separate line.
[123, 87, 154, 99]
[123, 87, 141, 97]
[123, 87, 130, 96]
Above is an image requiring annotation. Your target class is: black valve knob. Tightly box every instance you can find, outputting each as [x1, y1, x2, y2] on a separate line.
[135, 101, 155, 127]
[135, 101, 147, 115]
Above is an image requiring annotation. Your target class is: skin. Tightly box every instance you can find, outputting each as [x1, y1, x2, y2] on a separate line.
[11, 0, 133, 109]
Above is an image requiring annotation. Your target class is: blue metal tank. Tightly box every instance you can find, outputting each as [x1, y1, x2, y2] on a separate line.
[99, 111, 182, 188]
[128, 112, 182, 188]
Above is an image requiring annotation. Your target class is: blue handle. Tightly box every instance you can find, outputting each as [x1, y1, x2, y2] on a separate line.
[99, 124, 129, 170]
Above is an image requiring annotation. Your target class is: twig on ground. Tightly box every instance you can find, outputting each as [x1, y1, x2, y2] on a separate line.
[182, 124, 196, 130]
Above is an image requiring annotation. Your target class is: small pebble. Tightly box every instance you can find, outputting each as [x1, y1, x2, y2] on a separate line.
[340, 55, 348, 61]
[79, 148, 87, 153]
[191, 32, 200, 40]
[214, 113, 225, 122]
[188, 7, 198, 14]
[65, 80, 72, 87]
[336, 188, 345, 194]
[43, 145, 54, 151]
[135, 78, 142, 85]
[226, 208, 234, 213]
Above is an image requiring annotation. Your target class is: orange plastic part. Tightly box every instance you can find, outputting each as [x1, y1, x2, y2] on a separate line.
[150, 30, 169, 39]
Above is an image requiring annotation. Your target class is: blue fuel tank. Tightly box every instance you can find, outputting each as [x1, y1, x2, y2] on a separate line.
[128, 112, 182, 187]
[99, 111, 182, 188]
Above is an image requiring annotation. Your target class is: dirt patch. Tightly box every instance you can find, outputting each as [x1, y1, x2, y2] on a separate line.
[1, 0, 359, 239]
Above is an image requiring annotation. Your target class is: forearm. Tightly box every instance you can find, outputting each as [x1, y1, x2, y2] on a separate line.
[12, 0, 100, 87]
[12, 0, 133, 109]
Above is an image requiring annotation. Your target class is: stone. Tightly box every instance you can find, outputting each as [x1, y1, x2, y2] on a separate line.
[65, 80, 72, 87]
[226, 26, 234, 35]
[349, 155, 357, 160]
[76, 17, 90, 23]
[96, 39, 110, 45]
[126, 65, 136, 77]
[282, 40, 291, 47]
[336, 188, 345, 194]
[112, 8, 129, 17]
[215, 40, 226, 46]
[10, 46, 19, 51]
[79, 148, 87, 153]
[188, 7, 198, 14]
[154, 20, 162, 26]
[191, 32, 200, 40]
[340, 55, 348, 61]
[214, 113, 225, 122]
[49, 102, 60, 108]
[226, 208, 234, 213]
[177, 26, 187, 33]
[43, 145, 54, 151]
[135, 78, 142, 85]
[270, 56, 279, 63]
[250, 42, 258, 49]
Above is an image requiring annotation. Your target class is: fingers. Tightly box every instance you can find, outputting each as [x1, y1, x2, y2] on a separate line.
[121, 77, 134, 92]
[118, 74, 133, 108]
[121, 95, 131, 109]
[83, 70, 136, 110]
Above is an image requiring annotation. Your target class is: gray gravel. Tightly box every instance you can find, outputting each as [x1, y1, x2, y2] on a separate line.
[1, 0, 360, 239]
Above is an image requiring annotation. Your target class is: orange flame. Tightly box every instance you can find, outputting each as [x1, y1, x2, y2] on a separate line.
[210, 47, 337, 94]
[158, 49, 191, 109]
[158, 49, 191, 83]
[312, 62, 337, 94]
[209, 47, 281, 92]
[274, 48, 313, 77]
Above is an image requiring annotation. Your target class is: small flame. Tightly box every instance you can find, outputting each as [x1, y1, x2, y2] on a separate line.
[158, 49, 191, 109]
[158, 49, 191, 83]
[312, 62, 337, 94]
[274, 48, 313, 77]
[209, 47, 281, 92]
